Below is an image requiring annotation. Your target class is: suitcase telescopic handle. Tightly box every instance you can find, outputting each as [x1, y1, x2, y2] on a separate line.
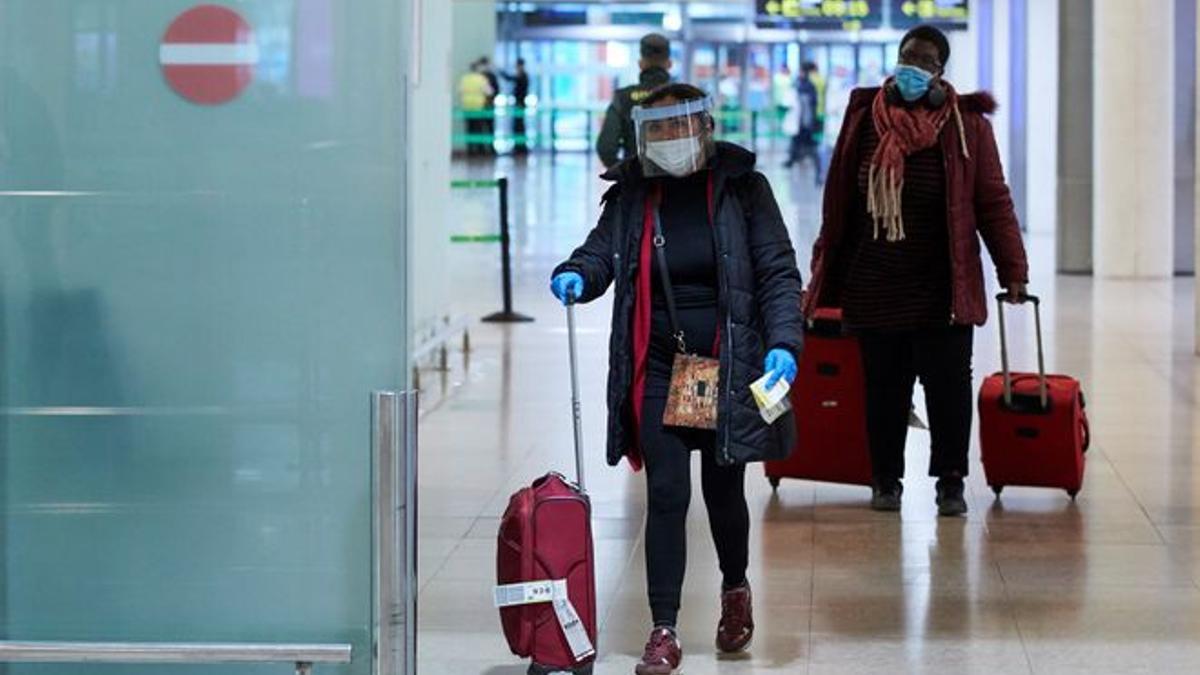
[565, 293, 586, 490]
[996, 292, 1048, 410]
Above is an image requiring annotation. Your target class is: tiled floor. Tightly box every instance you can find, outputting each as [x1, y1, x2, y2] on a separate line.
[418, 148, 1200, 674]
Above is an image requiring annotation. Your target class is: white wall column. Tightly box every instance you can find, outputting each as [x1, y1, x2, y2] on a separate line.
[946, 20, 978, 93]
[1175, 0, 1197, 275]
[410, 0, 453, 334]
[452, 0, 497, 88]
[1094, 0, 1175, 278]
[1026, 0, 1059, 236]
[991, 0, 1012, 171]
[1056, 0, 1093, 273]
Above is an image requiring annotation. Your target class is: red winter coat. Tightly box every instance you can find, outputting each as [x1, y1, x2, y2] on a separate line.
[804, 88, 1028, 326]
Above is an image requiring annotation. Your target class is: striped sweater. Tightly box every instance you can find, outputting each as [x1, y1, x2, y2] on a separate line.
[840, 113, 953, 332]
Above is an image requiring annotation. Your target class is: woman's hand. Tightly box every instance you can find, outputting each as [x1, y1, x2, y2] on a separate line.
[550, 272, 584, 305]
[1002, 282, 1028, 304]
[764, 348, 798, 389]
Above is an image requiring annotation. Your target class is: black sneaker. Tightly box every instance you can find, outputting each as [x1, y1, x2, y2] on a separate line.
[936, 476, 968, 517]
[870, 480, 903, 512]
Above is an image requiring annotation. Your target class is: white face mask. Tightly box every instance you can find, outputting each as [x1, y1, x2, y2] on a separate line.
[645, 136, 703, 177]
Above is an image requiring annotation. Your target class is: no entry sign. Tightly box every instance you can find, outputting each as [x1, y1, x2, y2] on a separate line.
[160, 5, 258, 105]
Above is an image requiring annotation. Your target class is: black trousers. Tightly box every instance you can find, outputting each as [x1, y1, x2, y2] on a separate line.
[858, 326, 974, 483]
[482, 107, 497, 155]
[787, 134, 823, 181]
[466, 118, 485, 156]
[512, 107, 528, 153]
[640, 393, 749, 627]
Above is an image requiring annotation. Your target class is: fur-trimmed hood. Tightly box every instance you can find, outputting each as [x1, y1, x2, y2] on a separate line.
[846, 86, 999, 116]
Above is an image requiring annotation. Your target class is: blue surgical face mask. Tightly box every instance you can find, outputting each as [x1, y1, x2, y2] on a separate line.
[894, 64, 935, 102]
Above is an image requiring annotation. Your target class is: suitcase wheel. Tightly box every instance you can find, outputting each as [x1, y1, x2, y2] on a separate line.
[768, 476, 782, 490]
[991, 485, 1004, 497]
[1067, 489, 1079, 501]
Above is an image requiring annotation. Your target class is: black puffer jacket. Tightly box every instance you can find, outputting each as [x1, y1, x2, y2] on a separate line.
[553, 142, 805, 467]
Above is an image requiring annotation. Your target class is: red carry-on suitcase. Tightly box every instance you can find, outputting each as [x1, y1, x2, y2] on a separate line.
[495, 297, 597, 675]
[979, 294, 1089, 499]
[765, 308, 873, 489]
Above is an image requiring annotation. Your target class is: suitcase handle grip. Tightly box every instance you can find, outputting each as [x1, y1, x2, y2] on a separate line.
[996, 291, 1039, 306]
[995, 293, 1048, 411]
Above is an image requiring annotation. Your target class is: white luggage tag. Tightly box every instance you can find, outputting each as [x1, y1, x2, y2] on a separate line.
[493, 580, 555, 608]
[551, 579, 596, 661]
[492, 579, 595, 662]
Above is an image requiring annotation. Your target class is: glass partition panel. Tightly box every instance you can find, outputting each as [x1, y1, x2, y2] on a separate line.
[0, 2, 409, 674]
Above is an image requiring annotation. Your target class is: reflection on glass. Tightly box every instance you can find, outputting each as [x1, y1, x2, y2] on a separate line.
[296, 0, 334, 99]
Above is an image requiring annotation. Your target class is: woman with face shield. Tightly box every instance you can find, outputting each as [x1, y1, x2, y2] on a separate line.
[805, 25, 1030, 516]
[550, 84, 804, 675]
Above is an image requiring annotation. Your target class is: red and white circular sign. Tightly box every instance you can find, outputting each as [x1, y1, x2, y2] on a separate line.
[160, 5, 258, 105]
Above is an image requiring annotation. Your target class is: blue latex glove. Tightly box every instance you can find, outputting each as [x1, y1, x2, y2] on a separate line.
[764, 348, 798, 390]
[550, 272, 584, 305]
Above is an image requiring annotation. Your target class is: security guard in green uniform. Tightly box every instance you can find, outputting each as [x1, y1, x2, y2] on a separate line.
[596, 33, 673, 170]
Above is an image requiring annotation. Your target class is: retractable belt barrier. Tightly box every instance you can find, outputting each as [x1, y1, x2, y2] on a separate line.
[449, 177, 533, 323]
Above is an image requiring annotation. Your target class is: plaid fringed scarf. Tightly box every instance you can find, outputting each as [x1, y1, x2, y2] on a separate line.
[868, 81, 971, 242]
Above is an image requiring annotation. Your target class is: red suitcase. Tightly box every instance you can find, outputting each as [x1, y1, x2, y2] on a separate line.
[765, 308, 873, 489]
[978, 294, 1089, 499]
[495, 298, 597, 675]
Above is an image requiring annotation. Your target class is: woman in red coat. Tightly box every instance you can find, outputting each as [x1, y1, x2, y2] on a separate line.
[804, 25, 1030, 516]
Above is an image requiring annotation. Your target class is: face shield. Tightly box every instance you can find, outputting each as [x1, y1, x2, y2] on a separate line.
[631, 96, 716, 178]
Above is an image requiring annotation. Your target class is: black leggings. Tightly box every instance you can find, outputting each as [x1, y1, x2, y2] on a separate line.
[858, 326, 974, 483]
[787, 135, 823, 181]
[639, 393, 749, 627]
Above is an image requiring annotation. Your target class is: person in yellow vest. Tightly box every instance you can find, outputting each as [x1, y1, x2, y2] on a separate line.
[458, 60, 494, 157]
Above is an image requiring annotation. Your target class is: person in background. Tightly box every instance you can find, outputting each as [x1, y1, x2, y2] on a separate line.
[458, 60, 493, 157]
[501, 58, 531, 155]
[805, 25, 1030, 516]
[479, 57, 500, 157]
[773, 64, 793, 112]
[717, 67, 741, 136]
[773, 64, 793, 136]
[552, 84, 804, 675]
[783, 62, 823, 184]
[807, 60, 827, 141]
[596, 33, 673, 170]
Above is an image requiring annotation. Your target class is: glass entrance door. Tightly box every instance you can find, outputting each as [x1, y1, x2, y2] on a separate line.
[0, 1, 410, 673]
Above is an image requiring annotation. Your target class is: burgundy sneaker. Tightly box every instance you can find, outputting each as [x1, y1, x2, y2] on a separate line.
[634, 627, 682, 675]
[716, 582, 754, 653]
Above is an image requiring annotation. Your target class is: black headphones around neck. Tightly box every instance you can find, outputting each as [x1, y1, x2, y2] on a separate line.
[885, 80, 947, 109]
